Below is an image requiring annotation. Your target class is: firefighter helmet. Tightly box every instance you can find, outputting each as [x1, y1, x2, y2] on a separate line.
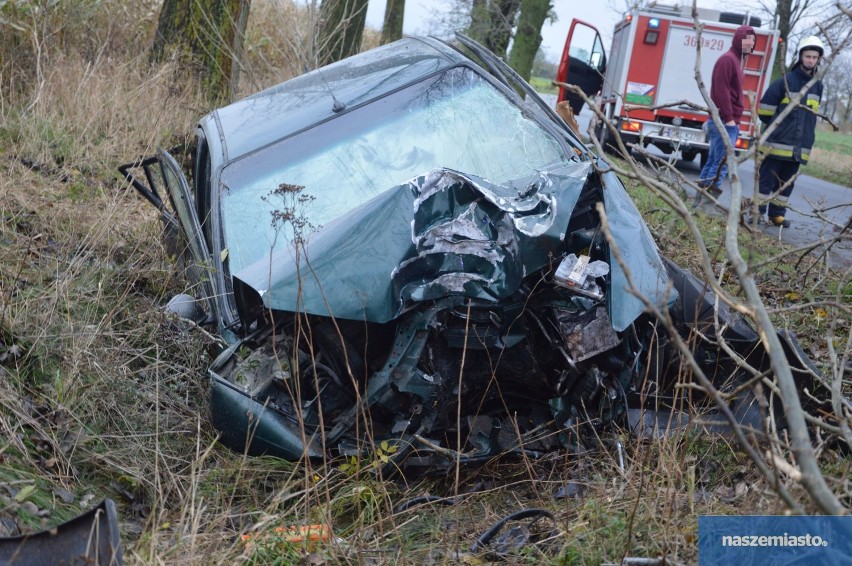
[797, 36, 825, 57]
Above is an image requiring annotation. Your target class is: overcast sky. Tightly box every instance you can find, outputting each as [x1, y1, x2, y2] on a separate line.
[363, 0, 774, 62]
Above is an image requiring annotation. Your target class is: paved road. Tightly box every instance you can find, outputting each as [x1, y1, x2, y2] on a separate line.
[641, 151, 852, 270]
[539, 93, 852, 269]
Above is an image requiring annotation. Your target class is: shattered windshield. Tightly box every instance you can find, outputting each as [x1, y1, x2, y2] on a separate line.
[219, 66, 575, 275]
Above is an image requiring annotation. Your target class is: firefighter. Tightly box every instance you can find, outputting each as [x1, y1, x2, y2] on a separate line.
[698, 25, 756, 196]
[754, 36, 825, 227]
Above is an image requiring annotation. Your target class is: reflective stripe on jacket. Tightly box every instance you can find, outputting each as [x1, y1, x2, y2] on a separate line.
[758, 66, 823, 164]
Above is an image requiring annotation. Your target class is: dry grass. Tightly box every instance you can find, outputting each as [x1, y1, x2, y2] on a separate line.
[1, 2, 850, 565]
[2, 153, 837, 563]
[802, 148, 852, 188]
[803, 137, 852, 187]
[236, 0, 383, 98]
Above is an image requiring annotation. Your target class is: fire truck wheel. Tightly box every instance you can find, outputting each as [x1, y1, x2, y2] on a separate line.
[681, 150, 698, 163]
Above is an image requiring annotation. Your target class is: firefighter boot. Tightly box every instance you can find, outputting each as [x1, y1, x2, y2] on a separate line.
[743, 212, 765, 227]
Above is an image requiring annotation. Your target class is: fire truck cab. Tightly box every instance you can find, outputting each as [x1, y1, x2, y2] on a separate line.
[558, 4, 778, 166]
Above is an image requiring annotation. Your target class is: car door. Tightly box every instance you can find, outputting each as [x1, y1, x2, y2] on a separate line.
[157, 148, 225, 327]
[557, 20, 607, 115]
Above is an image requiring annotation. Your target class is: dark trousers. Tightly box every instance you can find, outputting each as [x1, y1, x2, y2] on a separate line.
[758, 157, 800, 218]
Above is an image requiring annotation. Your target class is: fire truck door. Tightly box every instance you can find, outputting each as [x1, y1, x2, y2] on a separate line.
[558, 19, 607, 115]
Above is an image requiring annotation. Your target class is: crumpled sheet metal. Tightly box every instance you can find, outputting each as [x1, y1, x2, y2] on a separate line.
[234, 164, 588, 323]
[394, 168, 573, 305]
[234, 162, 672, 331]
[599, 164, 674, 331]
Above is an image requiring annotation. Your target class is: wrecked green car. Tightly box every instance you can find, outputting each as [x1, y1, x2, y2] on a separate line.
[121, 35, 817, 474]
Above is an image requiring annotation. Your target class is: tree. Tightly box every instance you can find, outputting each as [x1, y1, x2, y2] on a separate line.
[468, 0, 521, 57]
[507, 0, 553, 81]
[317, 0, 369, 66]
[381, 0, 405, 45]
[151, 0, 251, 104]
[531, 46, 557, 78]
[820, 52, 852, 123]
[820, 10, 852, 124]
[753, 0, 831, 79]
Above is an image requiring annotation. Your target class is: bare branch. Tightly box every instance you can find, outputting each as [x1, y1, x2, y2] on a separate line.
[689, 4, 846, 514]
[593, 201, 805, 513]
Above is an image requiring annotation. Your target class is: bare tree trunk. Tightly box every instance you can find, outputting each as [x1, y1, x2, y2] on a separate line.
[381, 0, 405, 45]
[508, 0, 551, 81]
[772, 0, 794, 79]
[152, 0, 251, 104]
[467, 0, 521, 57]
[491, 0, 521, 57]
[317, 0, 369, 66]
[771, 0, 824, 80]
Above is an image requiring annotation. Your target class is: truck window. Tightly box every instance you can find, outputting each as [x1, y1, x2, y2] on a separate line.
[591, 34, 606, 72]
[569, 25, 605, 72]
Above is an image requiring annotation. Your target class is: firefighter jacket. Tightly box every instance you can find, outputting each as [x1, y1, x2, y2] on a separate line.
[757, 65, 823, 164]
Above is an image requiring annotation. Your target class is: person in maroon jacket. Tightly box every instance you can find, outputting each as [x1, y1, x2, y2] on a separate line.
[698, 25, 756, 196]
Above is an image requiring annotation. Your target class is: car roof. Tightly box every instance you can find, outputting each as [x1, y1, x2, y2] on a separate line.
[205, 37, 466, 163]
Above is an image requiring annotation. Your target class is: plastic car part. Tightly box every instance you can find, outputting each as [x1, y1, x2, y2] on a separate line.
[470, 508, 557, 556]
[166, 293, 207, 324]
[0, 499, 122, 566]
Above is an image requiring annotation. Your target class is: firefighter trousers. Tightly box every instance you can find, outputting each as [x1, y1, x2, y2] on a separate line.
[758, 157, 799, 219]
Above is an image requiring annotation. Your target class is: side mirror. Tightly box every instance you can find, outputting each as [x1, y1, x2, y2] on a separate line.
[166, 294, 207, 324]
[591, 52, 602, 69]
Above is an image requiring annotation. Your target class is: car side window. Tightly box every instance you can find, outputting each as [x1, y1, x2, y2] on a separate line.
[194, 136, 213, 246]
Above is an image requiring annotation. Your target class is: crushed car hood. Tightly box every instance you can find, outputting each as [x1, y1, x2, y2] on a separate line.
[231, 161, 672, 331]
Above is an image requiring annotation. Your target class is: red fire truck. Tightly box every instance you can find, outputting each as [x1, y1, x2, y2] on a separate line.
[557, 4, 779, 165]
